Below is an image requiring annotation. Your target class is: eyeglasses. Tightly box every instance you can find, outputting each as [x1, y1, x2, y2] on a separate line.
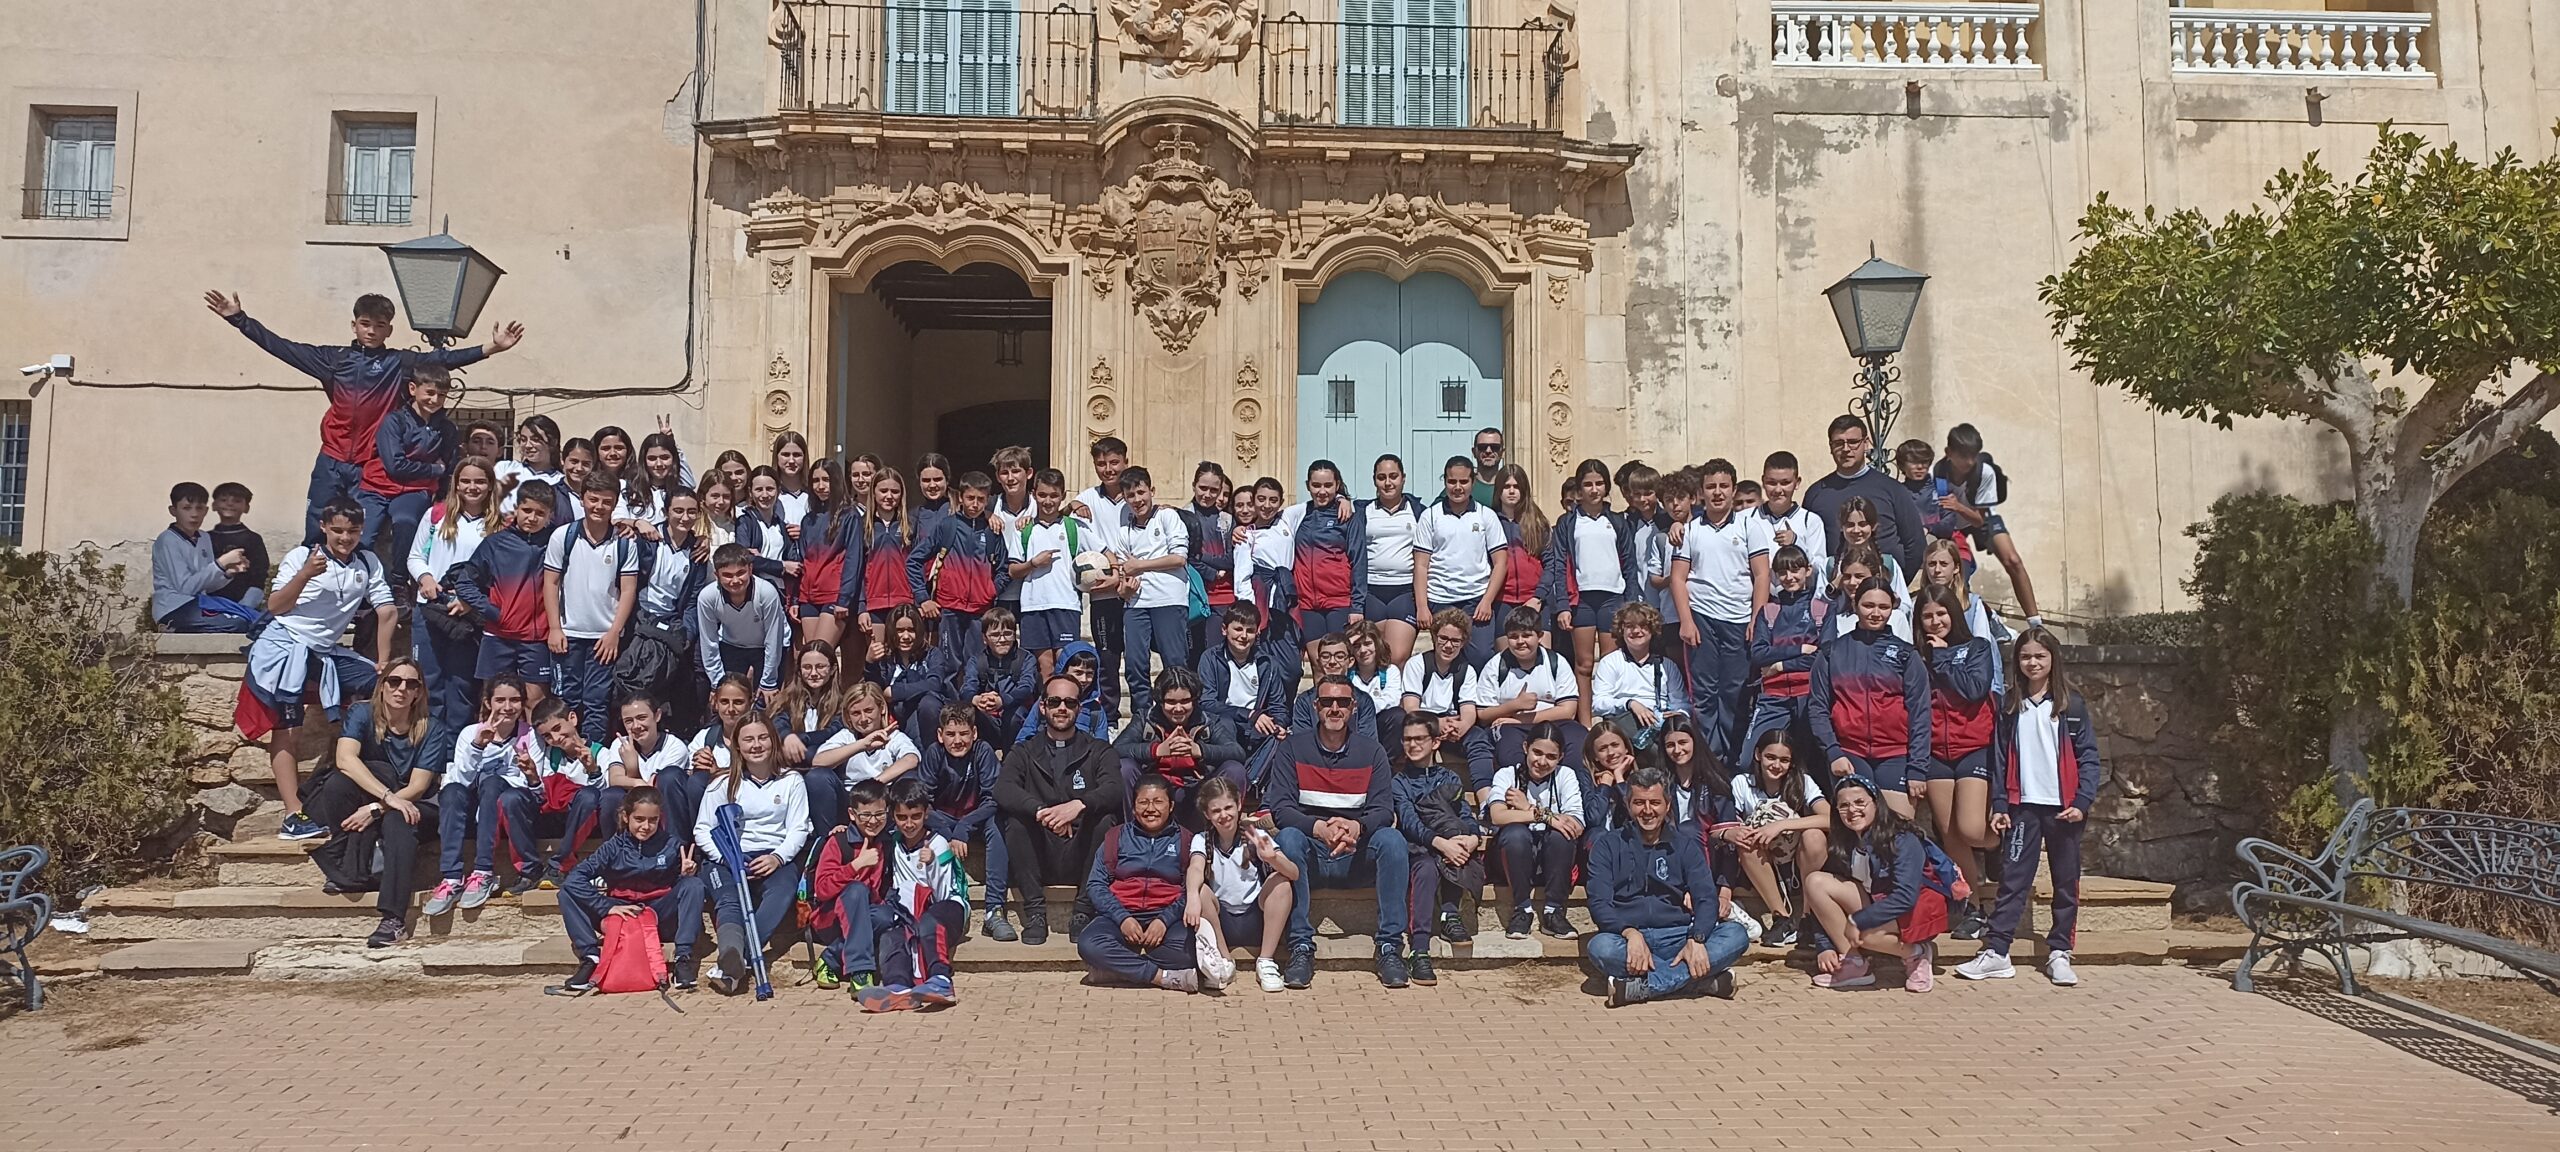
[1314, 697, 1354, 709]
[1041, 695, 1079, 708]
[382, 676, 423, 689]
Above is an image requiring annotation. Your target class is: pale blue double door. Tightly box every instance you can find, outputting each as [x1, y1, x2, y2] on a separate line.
[1297, 270, 1504, 487]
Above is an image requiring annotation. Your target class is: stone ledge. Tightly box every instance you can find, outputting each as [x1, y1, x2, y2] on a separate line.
[98, 939, 268, 977]
[2061, 644, 2196, 666]
[149, 633, 253, 657]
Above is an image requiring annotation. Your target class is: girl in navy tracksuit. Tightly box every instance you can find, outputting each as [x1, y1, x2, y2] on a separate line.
[555, 785, 706, 993]
[859, 468, 920, 661]
[734, 465, 799, 593]
[1540, 458, 1639, 691]
[1289, 461, 1365, 660]
[1805, 775, 1956, 994]
[1745, 544, 1829, 755]
[795, 459, 865, 657]
[1960, 628, 2103, 986]
[1186, 463, 1237, 664]
[920, 702, 1009, 938]
[1808, 575, 1929, 819]
[1077, 774, 1200, 992]
[1916, 585, 1998, 936]
[871, 605, 959, 742]
[961, 606, 1038, 751]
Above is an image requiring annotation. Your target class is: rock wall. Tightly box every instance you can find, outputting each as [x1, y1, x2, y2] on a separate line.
[2068, 645, 2254, 908]
[161, 634, 330, 839]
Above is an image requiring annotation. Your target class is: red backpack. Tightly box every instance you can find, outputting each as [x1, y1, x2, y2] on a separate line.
[592, 902, 669, 994]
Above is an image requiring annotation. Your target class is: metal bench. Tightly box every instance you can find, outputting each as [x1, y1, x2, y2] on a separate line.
[0, 846, 49, 1010]
[2232, 800, 2560, 996]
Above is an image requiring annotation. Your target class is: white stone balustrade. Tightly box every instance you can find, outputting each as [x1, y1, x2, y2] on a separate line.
[2170, 8, 2431, 77]
[1772, 2, 2041, 69]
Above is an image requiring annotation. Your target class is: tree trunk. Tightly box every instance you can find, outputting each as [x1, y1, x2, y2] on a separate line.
[2328, 467, 2431, 809]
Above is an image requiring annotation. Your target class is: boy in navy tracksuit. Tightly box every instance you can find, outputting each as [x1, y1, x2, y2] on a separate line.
[962, 606, 1038, 751]
[921, 704, 1011, 940]
[1744, 545, 1829, 755]
[807, 779, 895, 991]
[1582, 767, 1748, 1006]
[1075, 775, 1198, 991]
[359, 368, 457, 578]
[909, 473, 1006, 661]
[556, 785, 705, 993]
[1196, 602, 1289, 761]
[453, 484, 561, 700]
[1014, 641, 1113, 743]
[1392, 714, 1488, 952]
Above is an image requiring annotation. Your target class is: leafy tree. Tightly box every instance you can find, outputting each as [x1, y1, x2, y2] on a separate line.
[2042, 127, 2560, 804]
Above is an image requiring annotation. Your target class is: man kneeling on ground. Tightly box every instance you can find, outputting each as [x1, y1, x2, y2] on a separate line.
[1584, 765, 1749, 1007]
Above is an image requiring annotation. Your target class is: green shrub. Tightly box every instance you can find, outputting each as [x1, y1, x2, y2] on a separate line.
[2084, 611, 2202, 647]
[0, 548, 193, 894]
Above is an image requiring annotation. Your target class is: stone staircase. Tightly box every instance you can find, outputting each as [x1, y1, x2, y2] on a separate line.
[82, 834, 2239, 982]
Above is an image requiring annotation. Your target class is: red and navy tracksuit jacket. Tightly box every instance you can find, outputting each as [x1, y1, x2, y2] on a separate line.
[1927, 636, 1998, 763]
[1750, 589, 1832, 699]
[1537, 506, 1638, 610]
[1993, 691, 2104, 814]
[807, 825, 891, 938]
[452, 525, 551, 643]
[861, 518, 917, 613]
[920, 742, 1002, 847]
[1291, 499, 1365, 614]
[1195, 645, 1289, 734]
[223, 311, 487, 466]
[1498, 516, 1543, 606]
[1187, 504, 1235, 610]
[907, 511, 1004, 615]
[1086, 821, 1188, 925]
[733, 508, 796, 586]
[1264, 729, 1393, 838]
[1807, 624, 1930, 768]
[362, 403, 456, 499]
[795, 506, 863, 612]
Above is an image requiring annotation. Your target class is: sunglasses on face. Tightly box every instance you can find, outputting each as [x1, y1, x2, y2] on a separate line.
[1315, 697, 1354, 709]
[1042, 695, 1079, 708]
[1474, 443, 1502, 453]
[382, 676, 423, 689]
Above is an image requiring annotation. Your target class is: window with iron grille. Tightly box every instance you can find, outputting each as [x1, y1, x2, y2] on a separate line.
[0, 400, 30, 546]
[29, 111, 115, 220]
[332, 116, 416, 225]
[1327, 377, 1357, 418]
[1440, 378, 1469, 418]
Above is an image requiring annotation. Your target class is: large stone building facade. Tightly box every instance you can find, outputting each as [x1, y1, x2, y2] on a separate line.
[4, 1, 2554, 617]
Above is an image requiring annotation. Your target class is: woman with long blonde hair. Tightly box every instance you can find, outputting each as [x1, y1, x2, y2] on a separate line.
[306, 656, 440, 948]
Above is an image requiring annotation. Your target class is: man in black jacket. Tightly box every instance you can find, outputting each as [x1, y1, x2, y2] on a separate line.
[1801, 414, 1928, 576]
[994, 675, 1123, 945]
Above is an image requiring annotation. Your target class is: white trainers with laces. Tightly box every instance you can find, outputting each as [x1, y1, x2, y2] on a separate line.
[2045, 950, 2080, 986]
[1954, 950, 2016, 980]
[1195, 922, 1237, 989]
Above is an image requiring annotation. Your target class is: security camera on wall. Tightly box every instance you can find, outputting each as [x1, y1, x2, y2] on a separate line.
[17, 364, 47, 378]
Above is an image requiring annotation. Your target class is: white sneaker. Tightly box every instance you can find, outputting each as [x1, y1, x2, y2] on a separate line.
[1954, 950, 2016, 980]
[1255, 957, 1285, 993]
[2045, 950, 2079, 986]
[1154, 967, 1200, 993]
[1195, 926, 1236, 989]
[1726, 903, 1761, 943]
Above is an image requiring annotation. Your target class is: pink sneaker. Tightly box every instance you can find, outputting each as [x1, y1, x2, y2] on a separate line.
[457, 870, 497, 910]
[1813, 954, 1874, 989]
[1904, 942, 1935, 992]
[421, 879, 462, 916]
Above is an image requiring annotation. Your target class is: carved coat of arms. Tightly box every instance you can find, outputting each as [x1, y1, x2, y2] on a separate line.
[1072, 126, 1278, 353]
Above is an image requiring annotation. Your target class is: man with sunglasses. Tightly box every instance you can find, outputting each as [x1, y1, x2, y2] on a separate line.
[1266, 675, 1410, 989]
[994, 674, 1124, 945]
[1467, 428, 1505, 508]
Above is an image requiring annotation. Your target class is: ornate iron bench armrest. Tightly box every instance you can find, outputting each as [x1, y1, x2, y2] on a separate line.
[2235, 837, 2343, 903]
[0, 845, 46, 903]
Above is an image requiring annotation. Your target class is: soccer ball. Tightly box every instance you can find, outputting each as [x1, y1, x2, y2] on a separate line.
[1073, 551, 1115, 592]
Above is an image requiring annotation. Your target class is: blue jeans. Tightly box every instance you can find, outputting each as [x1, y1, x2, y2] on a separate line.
[1684, 617, 1749, 764]
[1277, 825, 1408, 950]
[303, 453, 365, 546]
[158, 602, 253, 634]
[412, 603, 479, 772]
[708, 856, 803, 954]
[1121, 604, 1190, 722]
[435, 779, 497, 880]
[1585, 921, 1750, 1000]
[554, 636, 615, 743]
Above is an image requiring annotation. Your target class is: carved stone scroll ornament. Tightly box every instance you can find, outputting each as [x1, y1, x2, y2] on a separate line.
[1087, 358, 1117, 440]
[1545, 366, 1572, 471]
[1232, 358, 1262, 467]
[820, 181, 1038, 252]
[1311, 192, 1520, 263]
[1069, 126, 1280, 354]
[1110, 0, 1262, 76]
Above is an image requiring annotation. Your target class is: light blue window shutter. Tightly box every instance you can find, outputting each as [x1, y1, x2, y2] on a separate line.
[1339, 0, 1393, 127]
[1401, 0, 1465, 127]
[889, 0, 956, 114]
[956, 0, 1019, 117]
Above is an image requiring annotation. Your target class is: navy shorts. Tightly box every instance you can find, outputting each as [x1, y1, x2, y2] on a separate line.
[1838, 751, 1912, 795]
[1018, 608, 1080, 653]
[476, 636, 557, 681]
[1964, 512, 2010, 551]
[796, 602, 840, 619]
[1569, 590, 1626, 631]
[1361, 583, 1417, 624]
[1215, 905, 1267, 951]
[1295, 606, 1354, 640]
[1926, 746, 1995, 783]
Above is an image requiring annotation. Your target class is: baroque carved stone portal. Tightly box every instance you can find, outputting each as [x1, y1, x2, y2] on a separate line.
[1109, 0, 1262, 76]
[1070, 127, 1279, 354]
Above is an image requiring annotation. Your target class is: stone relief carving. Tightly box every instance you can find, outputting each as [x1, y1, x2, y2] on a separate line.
[769, 257, 794, 293]
[1110, 0, 1262, 76]
[1070, 126, 1280, 354]
[823, 182, 1032, 247]
[1310, 192, 1518, 262]
[1545, 366, 1572, 470]
[1231, 358, 1262, 466]
[1087, 358, 1117, 439]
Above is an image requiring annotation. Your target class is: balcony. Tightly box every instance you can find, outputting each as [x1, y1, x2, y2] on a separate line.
[21, 187, 113, 221]
[1771, 2, 2041, 70]
[2169, 6, 2430, 77]
[778, 1, 1098, 119]
[326, 192, 415, 227]
[1259, 16, 1563, 131]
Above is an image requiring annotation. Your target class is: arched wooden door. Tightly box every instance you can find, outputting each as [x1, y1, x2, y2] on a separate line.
[1297, 269, 1504, 484]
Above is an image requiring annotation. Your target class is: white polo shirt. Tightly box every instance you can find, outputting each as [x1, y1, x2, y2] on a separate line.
[600, 733, 691, 787]
[1008, 517, 1083, 613]
[1484, 764, 1585, 829]
[267, 546, 393, 647]
[1361, 498, 1421, 586]
[1570, 513, 1626, 595]
[817, 726, 922, 785]
[1110, 505, 1191, 610]
[1679, 511, 1773, 625]
[1473, 648, 1578, 710]
[543, 524, 638, 640]
[1754, 503, 1829, 577]
[1398, 653, 1477, 715]
[1415, 502, 1505, 604]
[1235, 506, 1300, 606]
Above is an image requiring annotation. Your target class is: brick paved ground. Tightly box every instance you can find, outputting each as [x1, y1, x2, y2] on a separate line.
[3, 966, 2554, 1150]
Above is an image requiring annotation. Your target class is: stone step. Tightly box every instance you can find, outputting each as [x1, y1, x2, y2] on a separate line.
[91, 927, 2251, 983]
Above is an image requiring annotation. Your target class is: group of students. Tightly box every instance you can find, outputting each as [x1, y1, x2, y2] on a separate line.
[180, 288, 2098, 1007]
